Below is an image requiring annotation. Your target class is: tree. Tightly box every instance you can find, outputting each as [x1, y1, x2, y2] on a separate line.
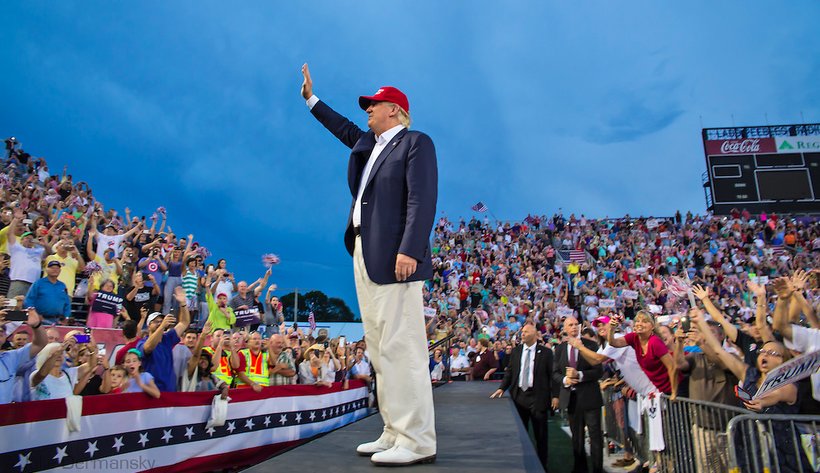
[280, 290, 358, 322]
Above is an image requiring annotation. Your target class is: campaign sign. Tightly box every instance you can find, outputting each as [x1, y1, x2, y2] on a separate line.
[622, 290, 639, 300]
[234, 307, 260, 327]
[646, 219, 659, 230]
[424, 307, 437, 318]
[647, 304, 663, 314]
[557, 306, 575, 317]
[753, 349, 820, 400]
[599, 299, 616, 308]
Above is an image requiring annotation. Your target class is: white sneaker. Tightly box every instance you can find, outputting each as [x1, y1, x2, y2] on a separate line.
[370, 445, 436, 466]
[356, 437, 395, 456]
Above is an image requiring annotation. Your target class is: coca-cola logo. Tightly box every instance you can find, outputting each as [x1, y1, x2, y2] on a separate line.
[720, 139, 761, 154]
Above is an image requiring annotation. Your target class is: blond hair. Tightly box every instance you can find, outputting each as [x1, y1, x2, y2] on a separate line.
[397, 107, 411, 129]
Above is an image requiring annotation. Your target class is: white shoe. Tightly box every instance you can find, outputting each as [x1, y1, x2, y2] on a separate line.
[356, 437, 395, 456]
[370, 445, 436, 466]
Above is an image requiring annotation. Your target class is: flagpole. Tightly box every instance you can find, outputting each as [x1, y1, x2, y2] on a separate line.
[294, 288, 298, 324]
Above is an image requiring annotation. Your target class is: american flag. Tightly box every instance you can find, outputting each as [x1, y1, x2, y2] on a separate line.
[569, 250, 587, 263]
[308, 311, 316, 332]
[769, 245, 790, 258]
[471, 201, 488, 212]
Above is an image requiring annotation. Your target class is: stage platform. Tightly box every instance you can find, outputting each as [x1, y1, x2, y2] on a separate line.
[245, 381, 544, 472]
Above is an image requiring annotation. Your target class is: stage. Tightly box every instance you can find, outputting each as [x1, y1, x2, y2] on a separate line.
[245, 381, 544, 472]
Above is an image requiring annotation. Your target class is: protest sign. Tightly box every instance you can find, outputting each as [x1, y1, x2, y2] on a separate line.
[622, 290, 639, 300]
[753, 350, 820, 400]
[234, 307, 260, 327]
[599, 299, 616, 308]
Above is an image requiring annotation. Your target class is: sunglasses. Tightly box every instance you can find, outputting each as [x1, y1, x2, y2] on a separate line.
[758, 349, 783, 358]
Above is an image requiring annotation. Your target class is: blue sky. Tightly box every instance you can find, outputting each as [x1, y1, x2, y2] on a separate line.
[2, 1, 818, 313]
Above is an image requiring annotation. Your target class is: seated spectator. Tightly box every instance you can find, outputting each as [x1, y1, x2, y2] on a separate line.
[23, 260, 71, 324]
[267, 334, 296, 385]
[2, 307, 47, 404]
[30, 339, 97, 401]
[429, 347, 445, 382]
[122, 349, 160, 398]
[136, 287, 190, 391]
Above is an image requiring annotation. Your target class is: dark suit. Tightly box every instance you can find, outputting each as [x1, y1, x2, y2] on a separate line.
[499, 343, 554, 469]
[553, 339, 604, 473]
[309, 100, 437, 284]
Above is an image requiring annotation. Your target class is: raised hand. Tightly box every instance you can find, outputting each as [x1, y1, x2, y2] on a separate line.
[691, 284, 710, 301]
[301, 63, 313, 100]
[791, 269, 809, 291]
[772, 277, 794, 299]
[746, 279, 766, 299]
[173, 285, 187, 304]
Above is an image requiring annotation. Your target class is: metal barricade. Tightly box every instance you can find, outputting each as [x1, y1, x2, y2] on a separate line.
[726, 414, 820, 473]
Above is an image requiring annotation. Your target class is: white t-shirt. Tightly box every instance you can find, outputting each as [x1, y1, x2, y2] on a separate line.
[95, 234, 126, 258]
[30, 366, 79, 401]
[599, 338, 657, 396]
[783, 325, 820, 401]
[9, 243, 45, 283]
[450, 354, 470, 376]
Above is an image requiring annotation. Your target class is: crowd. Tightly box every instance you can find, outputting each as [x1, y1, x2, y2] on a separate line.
[424, 212, 819, 472]
[2, 136, 819, 471]
[0, 137, 373, 405]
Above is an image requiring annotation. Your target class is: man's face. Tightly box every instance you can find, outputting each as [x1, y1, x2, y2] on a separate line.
[269, 335, 284, 353]
[211, 330, 224, 348]
[12, 332, 29, 348]
[355, 348, 365, 361]
[365, 101, 397, 135]
[237, 281, 248, 295]
[46, 328, 60, 343]
[46, 264, 62, 278]
[148, 318, 162, 334]
[231, 332, 244, 349]
[563, 317, 580, 338]
[521, 324, 537, 346]
[183, 333, 197, 348]
[248, 333, 262, 351]
[20, 235, 34, 248]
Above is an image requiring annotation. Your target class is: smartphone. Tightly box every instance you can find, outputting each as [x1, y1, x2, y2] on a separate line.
[323, 341, 329, 349]
[735, 385, 753, 402]
[74, 334, 91, 344]
[5, 299, 17, 307]
[5, 310, 27, 322]
[98, 347, 107, 356]
[680, 315, 691, 332]
[338, 336, 346, 348]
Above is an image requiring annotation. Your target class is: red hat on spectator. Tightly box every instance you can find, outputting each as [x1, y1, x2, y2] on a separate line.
[217, 293, 228, 299]
[358, 87, 409, 113]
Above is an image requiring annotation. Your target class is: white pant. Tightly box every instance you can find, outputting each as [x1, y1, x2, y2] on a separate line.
[353, 236, 436, 455]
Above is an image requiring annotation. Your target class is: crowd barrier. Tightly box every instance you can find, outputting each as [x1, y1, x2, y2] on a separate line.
[0, 381, 369, 473]
[601, 386, 820, 473]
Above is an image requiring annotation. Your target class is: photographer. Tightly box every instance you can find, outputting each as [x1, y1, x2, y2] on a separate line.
[136, 286, 190, 391]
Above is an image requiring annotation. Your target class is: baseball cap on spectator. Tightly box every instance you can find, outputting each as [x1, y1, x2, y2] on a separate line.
[147, 312, 163, 324]
[358, 86, 409, 113]
[308, 343, 326, 352]
[46, 260, 62, 268]
[217, 293, 228, 299]
[20, 231, 33, 238]
[592, 316, 611, 326]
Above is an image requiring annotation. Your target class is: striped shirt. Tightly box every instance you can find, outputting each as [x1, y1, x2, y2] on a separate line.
[181, 270, 199, 300]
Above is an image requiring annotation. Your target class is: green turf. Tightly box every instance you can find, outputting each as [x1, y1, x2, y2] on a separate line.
[522, 416, 575, 472]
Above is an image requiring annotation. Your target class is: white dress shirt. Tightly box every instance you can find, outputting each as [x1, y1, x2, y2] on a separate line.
[518, 343, 536, 390]
[564, 338, 584, 387]
[306, 95, 405, 227]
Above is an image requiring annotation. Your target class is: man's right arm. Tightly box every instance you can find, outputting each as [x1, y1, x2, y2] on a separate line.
[301, 63, 365, 149]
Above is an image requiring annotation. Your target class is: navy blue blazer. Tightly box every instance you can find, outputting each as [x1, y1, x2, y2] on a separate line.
[310, 100, 438, 284]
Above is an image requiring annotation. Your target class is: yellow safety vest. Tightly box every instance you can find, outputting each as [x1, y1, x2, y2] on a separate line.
[211, 350, 235, 387]
[237, 349, 269, 387]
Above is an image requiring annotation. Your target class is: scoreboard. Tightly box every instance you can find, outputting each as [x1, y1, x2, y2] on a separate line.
[702, 124, 820, 215]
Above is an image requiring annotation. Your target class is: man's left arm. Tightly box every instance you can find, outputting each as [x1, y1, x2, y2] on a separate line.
[399, 133, 438, 263]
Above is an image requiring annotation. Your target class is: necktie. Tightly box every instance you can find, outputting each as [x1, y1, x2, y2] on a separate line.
[569, 346, 577, 368]
[521, 347, 532, 390]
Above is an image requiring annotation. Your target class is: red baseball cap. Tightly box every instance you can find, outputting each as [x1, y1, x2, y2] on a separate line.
[358, 86, 409, 113]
